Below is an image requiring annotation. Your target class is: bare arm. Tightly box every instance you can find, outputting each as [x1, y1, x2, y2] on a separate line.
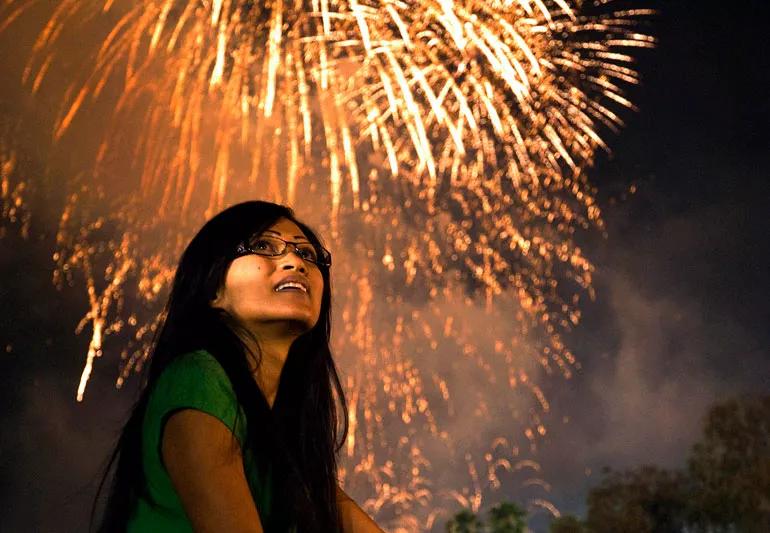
[162, 409, 264, 533]
[337, 484, 386, 533]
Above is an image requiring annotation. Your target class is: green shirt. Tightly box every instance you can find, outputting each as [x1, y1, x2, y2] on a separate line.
[127, 350, 275, 532]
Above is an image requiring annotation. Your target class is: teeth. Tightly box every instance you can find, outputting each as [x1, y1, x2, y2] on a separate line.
[275, 282, 307, 293]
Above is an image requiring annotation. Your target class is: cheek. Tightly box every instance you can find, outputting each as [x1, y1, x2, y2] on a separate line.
[223, 259, 270, 300]
[313, 274, 325, 311]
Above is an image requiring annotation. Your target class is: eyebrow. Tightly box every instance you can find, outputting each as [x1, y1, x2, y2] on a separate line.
[264, 229, 309, 240]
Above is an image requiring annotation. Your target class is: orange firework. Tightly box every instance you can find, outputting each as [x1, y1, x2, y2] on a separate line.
[1, 0, 653, 529]
[1, 141, 30, 238]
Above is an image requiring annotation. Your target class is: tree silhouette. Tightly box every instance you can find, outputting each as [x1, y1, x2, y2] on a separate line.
[445, 509, 484, 533]
[444, 502, 528, 533]
[443, 396, 770, 533]
[585, 466, 688, 533]
[548, 514, 586, 533]
[582, 395, 770, 533]
[688, 395, 770, 532]
[487, 501, 527, 533]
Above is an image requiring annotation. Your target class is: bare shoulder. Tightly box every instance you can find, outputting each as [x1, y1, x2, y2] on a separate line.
[162, 409, 264, 533]
[336, 484, 386, 533]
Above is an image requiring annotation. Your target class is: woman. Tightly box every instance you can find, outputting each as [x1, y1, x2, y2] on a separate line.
[90, 200, 384, 532]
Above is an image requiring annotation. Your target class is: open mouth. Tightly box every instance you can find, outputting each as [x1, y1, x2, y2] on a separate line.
[274, 275, 310, 295]
[274, 282, 308, 294]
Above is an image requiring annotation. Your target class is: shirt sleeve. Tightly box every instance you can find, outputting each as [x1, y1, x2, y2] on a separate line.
[146, 350, 247, 461]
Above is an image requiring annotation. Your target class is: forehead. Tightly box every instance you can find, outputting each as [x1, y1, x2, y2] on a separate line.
[263, 217, 309, 241]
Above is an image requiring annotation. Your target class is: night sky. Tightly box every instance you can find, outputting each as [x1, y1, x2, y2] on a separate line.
[1, 0, 768, 531]
[537, 0, 770, 520]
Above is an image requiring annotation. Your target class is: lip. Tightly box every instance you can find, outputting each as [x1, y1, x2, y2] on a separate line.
[273, 274, 310, 295]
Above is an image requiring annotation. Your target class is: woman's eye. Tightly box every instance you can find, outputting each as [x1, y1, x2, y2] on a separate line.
[252, 239, 276, 251]
[299, 247, 318, 261]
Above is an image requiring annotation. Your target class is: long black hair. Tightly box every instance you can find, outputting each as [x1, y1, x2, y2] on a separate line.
[90, 200, 348, 532]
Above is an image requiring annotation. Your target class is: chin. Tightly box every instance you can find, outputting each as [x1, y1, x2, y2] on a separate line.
[277, 312, 317, 331]
[287, 318, 316, 336]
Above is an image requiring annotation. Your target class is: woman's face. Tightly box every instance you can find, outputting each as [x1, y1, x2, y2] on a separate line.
[211, 217, 325, 336]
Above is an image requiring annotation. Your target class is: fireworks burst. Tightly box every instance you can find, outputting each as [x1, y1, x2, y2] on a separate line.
[0, 140, 30, 238]
[1, 0, 653, 529]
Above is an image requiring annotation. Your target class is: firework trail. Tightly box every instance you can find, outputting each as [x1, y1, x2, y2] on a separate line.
[1, 143, 30, 238]
[1, 0, 653, 529]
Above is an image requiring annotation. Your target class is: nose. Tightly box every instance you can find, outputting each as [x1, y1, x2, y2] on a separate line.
[278, 247, 308, 272]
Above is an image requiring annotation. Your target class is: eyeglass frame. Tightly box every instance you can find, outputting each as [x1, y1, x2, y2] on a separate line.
[234, 234, 332, 268]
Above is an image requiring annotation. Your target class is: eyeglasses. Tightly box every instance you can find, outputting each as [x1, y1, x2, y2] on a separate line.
[235, 234, 332, 267]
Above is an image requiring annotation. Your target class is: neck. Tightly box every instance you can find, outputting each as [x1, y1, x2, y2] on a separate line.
[241, 322, 301, 408]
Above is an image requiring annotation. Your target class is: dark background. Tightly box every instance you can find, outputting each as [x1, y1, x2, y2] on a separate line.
[1, 0, 768, 530]
[536, 0, 770, 521]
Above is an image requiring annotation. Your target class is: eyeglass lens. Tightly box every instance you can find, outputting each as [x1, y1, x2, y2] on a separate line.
[248, 235, 328, 265]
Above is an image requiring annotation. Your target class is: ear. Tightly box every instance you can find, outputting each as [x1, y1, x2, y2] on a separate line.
[209, 285, 226, 309]
[210, 261, 234, 309]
